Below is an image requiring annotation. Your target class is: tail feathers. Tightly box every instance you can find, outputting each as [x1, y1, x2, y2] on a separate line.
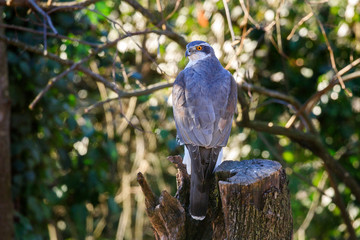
[189, 178, 209, 220]
[186, 145, 222, 220]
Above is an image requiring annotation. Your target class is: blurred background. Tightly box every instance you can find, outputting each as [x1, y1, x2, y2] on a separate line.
[1, 0, 360, 239]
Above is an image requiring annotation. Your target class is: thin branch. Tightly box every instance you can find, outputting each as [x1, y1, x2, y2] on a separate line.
[240, 82, 301, 112]
[295, 171, 327, 239]
[45, 0, 99, 13]
[29, 29, 164, 108]
[267, 33, 289, 59]
[258, 133, 330, 198]
[237, 118, 360, 203]
[0, 33, 123, 95]
[287, 12, 314, 40]
[308, 0, 328, 4]
[123, 0, 187, 49]
[260, 131, 355, 239]
[85, 81, 174, 112]
[239, 0, 259, 28]
[28, 0, 58, 34]
[236, 84, 360, 203]
[163, 0, 181, 22]
[305, 0, 349, 93]
[155, 0, 166, 30]
[42, 15, 47, 55]
[89, 8, 171, 78]
[285, 68, 360, 128]
[239, 81, 314, 129]
[0, 23, 101, 47]
[325, 165, 357, 240]
[304, 62, 360, 114]
[29, 61, 82, 109]
[275, 0, 285, 55]
[224, 16, 250, 70]
[223, 0, 235, 42]
[1, 0, 99, 10]
[85, 97, 118, 113]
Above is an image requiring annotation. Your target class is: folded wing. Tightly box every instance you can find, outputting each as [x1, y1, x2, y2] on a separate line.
[172, 70, 237, 148]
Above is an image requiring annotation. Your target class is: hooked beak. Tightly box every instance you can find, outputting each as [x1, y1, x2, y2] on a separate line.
[185, 47, 194, 57]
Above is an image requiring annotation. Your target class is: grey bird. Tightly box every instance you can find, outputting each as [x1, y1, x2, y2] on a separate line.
[172, 40, 237, 220]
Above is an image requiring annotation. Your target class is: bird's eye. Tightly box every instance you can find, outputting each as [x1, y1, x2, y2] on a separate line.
[196, 46, 203, 51]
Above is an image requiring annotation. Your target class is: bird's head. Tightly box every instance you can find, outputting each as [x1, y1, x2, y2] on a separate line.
[185, 41, 215, 63]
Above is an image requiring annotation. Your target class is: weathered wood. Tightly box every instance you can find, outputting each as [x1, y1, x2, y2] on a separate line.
[138, 157, 292, 240]
[216, 159, 293, 240]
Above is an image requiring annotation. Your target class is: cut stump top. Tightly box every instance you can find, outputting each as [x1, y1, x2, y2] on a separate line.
[215, 159, 282, 185]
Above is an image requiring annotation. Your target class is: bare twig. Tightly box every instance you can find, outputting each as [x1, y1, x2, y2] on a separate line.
[237, 118, 360, 203]
[268, 34, 289, 59]
[0, 23, 101, 47]
[304, 67, 360, 115]
[223, 0, 235, 42]
[308, 0, 328, 4]
[0, 33, 123, 95]
[261, 129, 355, 239]
[287, 12, 314, 40]
[258, 133, 330, 197]
[29, 30, 159, 109]
[275, 0, 285, 55]
[85, 81, 174, 112]
[42, 16, 47, 55]
[89, 9, 171, 78]
[224, 12, 249, 70]
[236, 82, 360, 203]
[45, 0, 99, 13]
[285, 68, 360, 129]
[163, 0, 181, 22]
[155, 0, 166, 30]
[305, 0, 350, 93]
[239, 0, 259, 28]
[325, 165, 357, 240]
[1, 0, 99, 10]
[29, 63, 78, 109]
[123, 0, 187, 48]
[27, 0, 58, 34]
[295, 172, 327, 240]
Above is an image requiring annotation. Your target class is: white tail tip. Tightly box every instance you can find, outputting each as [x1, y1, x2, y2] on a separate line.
[190, 214, 206, 221]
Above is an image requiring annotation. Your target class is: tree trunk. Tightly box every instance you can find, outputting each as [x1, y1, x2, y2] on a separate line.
[138, 156, 292, 240]
[0, 7, 13, 240]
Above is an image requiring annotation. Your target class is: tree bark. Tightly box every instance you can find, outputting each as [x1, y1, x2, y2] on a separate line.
[138, 157, 292, 240]
[0, 7, 14, 240]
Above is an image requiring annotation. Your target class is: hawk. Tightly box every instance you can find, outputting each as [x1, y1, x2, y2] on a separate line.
[172, 41, 237, 220]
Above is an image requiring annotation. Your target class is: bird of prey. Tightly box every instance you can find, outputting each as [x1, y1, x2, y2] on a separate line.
[172, 40, 237, 220]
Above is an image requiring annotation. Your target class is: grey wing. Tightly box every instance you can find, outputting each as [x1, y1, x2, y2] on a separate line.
[209, 74, 238, 147]
[172, 71, 197, 145]
[172, 71, 216, 146]
[173, 71, 237, 147]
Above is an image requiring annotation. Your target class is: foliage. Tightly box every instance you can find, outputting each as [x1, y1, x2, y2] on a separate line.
[2, 0, 360, 239]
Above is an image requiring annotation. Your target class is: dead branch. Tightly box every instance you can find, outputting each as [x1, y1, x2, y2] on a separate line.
[287, 12, 314, 40]
[0, 33, 123, 95]
[222, 0, 235, 42]
[0, 23, 101, 47]
[236, 85, 360, 204]
[305, 0, 349, 93]
[28, 0, 58, 34]
[0, 0, 99, 11]
[85, 82, 174, 112]
[123, 0, 187, 49]
[325, 165, 357, 240]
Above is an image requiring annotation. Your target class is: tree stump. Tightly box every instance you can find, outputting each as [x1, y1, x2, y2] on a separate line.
[137, 157, 292, 240]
